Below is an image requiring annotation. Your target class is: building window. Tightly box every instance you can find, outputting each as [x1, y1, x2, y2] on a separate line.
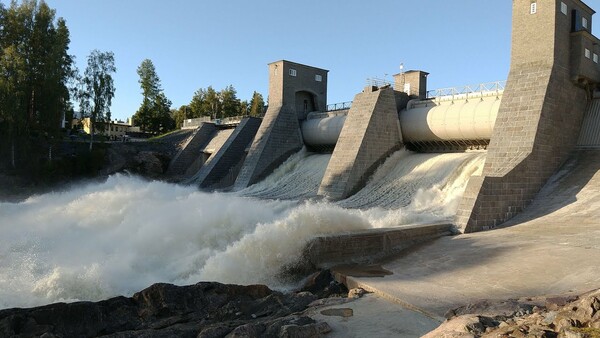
[530, 2, 537, 14]
[561, 2, 567, 15]
[289, 69, 297, 77]
[585, 48, 591, 59]
[594, 54, 599, 64]
[582, 17, 588, 29]
[315, 74, 322, 82]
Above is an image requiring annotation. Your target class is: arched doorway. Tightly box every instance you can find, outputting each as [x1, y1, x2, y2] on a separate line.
[295, 91, 317, 120]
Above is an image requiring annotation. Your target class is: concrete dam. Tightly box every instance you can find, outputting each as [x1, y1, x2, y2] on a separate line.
[169, 0, 600, 234]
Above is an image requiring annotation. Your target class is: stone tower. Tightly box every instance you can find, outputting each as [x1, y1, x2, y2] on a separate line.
[234, 61, 329, 189]
[456, 0, 599, 232]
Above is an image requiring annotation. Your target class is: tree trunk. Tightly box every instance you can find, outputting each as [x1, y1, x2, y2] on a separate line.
[11, 140, 15, 169]
[89, 118, 94, 151]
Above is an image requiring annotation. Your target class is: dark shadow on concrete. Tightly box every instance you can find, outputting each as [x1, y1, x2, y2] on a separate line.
[499, 149, 600, 227]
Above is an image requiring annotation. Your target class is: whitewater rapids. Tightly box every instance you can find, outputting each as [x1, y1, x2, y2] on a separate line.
[0, 150, 485, 309]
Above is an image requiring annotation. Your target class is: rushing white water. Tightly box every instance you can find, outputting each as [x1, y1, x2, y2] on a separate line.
[338, 151, 486, 210]
[239, 148, 330, 200]
[0, 150, 485, 309]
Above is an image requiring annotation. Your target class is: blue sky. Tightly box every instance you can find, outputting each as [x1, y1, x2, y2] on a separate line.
[32, 0, 600, 121]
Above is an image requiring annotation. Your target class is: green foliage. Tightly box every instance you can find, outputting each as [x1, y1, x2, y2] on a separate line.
[0, 0, 76, 168]
[171, 105, 189, 129]
[249, 91, 265, 117]
[186, 85, 263, 119]
[132, 59, 175, 134]
[77, 49, 116, 151]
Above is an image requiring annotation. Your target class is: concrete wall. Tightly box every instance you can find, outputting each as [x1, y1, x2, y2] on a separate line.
[456, 0, 593, 232]
[268, 60, 328, 117]
[233, 105, 304, 189]
[191, 117, 261, 189]
[234, 61, 330, 189]
[318, 86, 402, 200]
[166, 123, 216, 178]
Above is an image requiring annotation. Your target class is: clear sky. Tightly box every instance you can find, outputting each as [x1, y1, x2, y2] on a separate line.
[27, 0, 600, 121]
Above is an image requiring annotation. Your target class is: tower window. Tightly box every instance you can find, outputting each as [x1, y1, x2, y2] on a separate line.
[594, 54, 599, 64]
[582, 17, 588, 29]
[530, 2, 537, 14]
[289, 69, 297, 77]
[315, 74, 322, 82]
[585, 48, 591, 59]
[561, 2, 567, 15]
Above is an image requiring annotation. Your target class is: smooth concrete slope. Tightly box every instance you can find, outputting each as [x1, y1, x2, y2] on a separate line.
[166, 123, 217, 178]
[234, 105, 304, 189]
[318, 86, 402, 200]
[456, 0, 590, 232]
[335, 150, 600, 319]
[190, 117, 261, 189]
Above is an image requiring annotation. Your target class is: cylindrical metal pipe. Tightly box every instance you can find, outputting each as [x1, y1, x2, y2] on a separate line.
[400, 95, 501, 142]
[301, 114, 347, 147]
[299, 93, 501, 147]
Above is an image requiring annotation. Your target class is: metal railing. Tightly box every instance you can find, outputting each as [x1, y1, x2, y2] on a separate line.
[215, 115, 247, 125]
[426, 81, 506, 98]
[366, 77, 394, 88]
[182, 116, 211, 129]
[326, 101, 352, 112]
[182, 115, 249, 129]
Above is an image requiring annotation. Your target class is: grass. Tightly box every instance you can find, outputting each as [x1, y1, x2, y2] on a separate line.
[147, 129, 182, 141]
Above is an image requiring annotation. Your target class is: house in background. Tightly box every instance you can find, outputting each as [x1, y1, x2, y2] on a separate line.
[81, 118, 132, 140]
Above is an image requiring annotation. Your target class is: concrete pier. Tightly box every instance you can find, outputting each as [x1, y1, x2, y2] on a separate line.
[318, 86, 402, 200]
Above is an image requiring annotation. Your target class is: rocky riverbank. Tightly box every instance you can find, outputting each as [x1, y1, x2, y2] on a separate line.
[0, 271, 354, 338]
[425, 288, 600, 338]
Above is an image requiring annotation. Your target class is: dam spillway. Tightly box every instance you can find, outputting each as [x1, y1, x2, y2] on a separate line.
[169, 0, 600, 233]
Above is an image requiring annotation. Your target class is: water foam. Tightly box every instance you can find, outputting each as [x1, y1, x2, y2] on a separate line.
[0, 150, 485, 309]
[239, 148, 331, 200]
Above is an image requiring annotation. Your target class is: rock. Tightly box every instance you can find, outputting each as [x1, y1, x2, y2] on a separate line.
[279, 322, 332, 338]
[225, 323, 265, 338]
[0, 282, 327, 338]
[348, 288, 368, 299]
[133, 151, 167, 177]
[423, 314, 486, 338]
[299, 270, 348, 299]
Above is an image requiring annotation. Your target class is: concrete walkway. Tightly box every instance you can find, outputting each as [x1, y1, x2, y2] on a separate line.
[333, 150, 600, 320]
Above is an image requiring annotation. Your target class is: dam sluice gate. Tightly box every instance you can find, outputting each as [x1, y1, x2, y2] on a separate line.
[170, 0, 600, 233]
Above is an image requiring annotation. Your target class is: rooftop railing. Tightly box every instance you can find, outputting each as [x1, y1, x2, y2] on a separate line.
[426, 81, 506, 98]
[326, 101, 352, 112]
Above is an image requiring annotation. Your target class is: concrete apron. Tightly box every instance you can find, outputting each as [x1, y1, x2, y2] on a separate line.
[304, 223, 455, 322]
[327, 219, 600, 323]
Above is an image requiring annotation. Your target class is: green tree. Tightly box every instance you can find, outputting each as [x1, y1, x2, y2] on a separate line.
[204, 86, 221, 119]
[172, 105, 189, 129]
[132, 59, 174, 134]
[0, 0, 75, 168]
[78, 50, 116, 151]
[249, 91, 265, 117]
[220, 85, 241, 118]
[239, 100, 249, 116]
[189, 88, 207, 118]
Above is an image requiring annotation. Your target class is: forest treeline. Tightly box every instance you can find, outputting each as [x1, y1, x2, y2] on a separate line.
[0, 0, 265, 171]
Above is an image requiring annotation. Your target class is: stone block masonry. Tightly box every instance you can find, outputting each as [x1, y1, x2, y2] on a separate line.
[234, 105, 304, 189]
[166, 123, 217, 178]
[455, 0, 593, 232]
[191, 117, 261, 189]
[318, 86, 402, 200]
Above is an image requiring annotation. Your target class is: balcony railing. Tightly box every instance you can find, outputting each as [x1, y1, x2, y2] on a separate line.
[426, 81, 506, 98]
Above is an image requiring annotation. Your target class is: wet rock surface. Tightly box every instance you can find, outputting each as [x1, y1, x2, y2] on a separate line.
[424, 289, 600, 338]
[0, 271, 347, 338]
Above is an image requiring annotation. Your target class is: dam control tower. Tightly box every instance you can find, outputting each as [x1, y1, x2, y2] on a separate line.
[234, 61, 329, 189]
[456, 0, 600, 232]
